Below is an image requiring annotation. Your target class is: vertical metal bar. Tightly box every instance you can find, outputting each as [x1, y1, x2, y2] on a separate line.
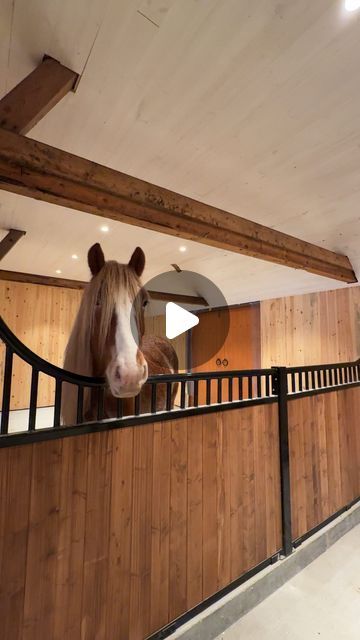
[265, 374, 270, 397]
[340, 367, 344, 384]
[311, 370, 316, 390]
[180, 381, 185, 409]
[256, 374, 261, 398]
[193, 380, 199, 407]
[206, 379, 211, 405]
[275, 366, 292, 556]
[291, 372, 296, 393]
[28, 368, 39, 431]
[248, 376, 253, 399]
[151, 383, 157, 413]
[335, 367, 339, 386]
[117, 397, 123, 418]
[53, 379, 62, 427]
[344, 367, 348, 384]
[238, 376, 243, 400]
[1, 346, 13, 435]
[217, 378, 222, 404]
[97, 386, 105, 420]
[76, 385, 84, 424]
[134, 393, 140, 416]
[228, 377, 233, 401]
[166, 382, 172, 412]
[305, 371, 310, 391]
[316, 369, 321, 388]
[298, 372, 303, 392]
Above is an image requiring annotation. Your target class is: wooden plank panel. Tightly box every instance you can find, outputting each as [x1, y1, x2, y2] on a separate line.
[169, 418, 188, 621]
[150, 421, 171, 633]
[129, 424, 154, 640]
[23, 440, 63, 640]
[81, 431, 112, 640]
[229, 408, 244, 580]
[241, 409, 256, 572]
[53, 436, 88, 640]
[186, 414, 203, 610]
[263, 403, 282, 556]
[216, 412, 231, 590]
[0, 445, 32, 640]
[202, 412, 218, 599]
[106, 427, 134, 640]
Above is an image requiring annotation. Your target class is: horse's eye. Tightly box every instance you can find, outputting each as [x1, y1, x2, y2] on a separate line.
[142, 299, 149, 308]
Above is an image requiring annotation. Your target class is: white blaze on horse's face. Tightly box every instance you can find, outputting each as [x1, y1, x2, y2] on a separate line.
[106, 294, 148, 398]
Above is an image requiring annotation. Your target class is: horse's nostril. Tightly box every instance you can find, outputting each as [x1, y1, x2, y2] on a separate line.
[115, 366, 121, 381]
[143, 365, 147, 377]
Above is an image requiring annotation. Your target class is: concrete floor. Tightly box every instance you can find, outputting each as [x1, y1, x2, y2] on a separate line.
[215, 524, 360, 640]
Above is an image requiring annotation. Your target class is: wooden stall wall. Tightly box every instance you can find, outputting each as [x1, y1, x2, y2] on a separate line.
[0, 280, 82, 409]
[261, 285, 360, 367]
[0, 404, 282, 640]
[288, 388, 360, 541]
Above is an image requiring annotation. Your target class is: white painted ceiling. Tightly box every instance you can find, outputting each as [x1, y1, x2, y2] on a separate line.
[1, 0, 360, 305]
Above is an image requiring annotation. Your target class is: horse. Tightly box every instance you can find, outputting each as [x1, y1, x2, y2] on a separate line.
[61, 243, 178, 425]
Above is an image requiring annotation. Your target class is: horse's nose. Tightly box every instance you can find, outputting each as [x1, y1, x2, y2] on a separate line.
[114, 363, 147, 385]
[115, 366, 122, 381]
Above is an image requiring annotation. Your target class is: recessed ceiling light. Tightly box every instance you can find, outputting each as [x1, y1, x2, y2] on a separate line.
[179, 245, 187, 252]
[55, 269, 62, 274]
[100, 225, 109, 233]
[71, 254, 79, 260]
[345, 0, 360, 11]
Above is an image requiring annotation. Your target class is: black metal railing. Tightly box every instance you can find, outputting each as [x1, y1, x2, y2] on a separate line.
[287, 360, 360, 395]
[0, 316, 276, 436]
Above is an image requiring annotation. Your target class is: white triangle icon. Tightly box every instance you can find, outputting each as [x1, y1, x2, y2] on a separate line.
[166, 302, 199, 339]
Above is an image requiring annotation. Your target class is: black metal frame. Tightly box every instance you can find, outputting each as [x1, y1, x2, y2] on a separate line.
[1, 316, 360, 639]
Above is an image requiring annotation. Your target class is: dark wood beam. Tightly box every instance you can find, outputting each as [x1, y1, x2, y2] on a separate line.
[0, 229, 26, 260]
[0, 56, 78, 135]
[0, 269, 208, 306]
[0, 128, 356, 283]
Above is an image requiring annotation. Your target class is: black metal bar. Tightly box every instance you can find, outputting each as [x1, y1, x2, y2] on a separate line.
[180, 381, 185, 409]
[97, 386, 105, 420]
[134, 393, 140, 416]
[247, 375, 252, 399]
[1, 346, 13, 435]
[193, 380, 199, 407]
[265, 374, 270, 397]
[291, 371, 296, 393]
[238, 377, 243, 400]
[53, 379, 62, 427]
[256, 374, 261, 398]
[76, 385, 84, 424]
[166, 382, 172, 412]
[228, 377, 233, 402]
[151, 383, 157, 413]
[217, 378, 222, 404]
[116, 397, 123, 418]
[275, 366, 292, 556]
[28, 368, 39, 431]
[206, 379, 211, 405]
[317, 369, 321, 388]
[311, 370, 316, 390]
[305, 371, 310, 391]
[340, 367, 344, 384]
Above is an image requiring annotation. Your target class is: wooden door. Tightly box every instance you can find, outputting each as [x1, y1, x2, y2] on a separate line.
[191, 304, 261, 404]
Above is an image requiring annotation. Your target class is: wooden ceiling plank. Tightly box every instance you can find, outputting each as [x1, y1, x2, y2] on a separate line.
[0, 128, 356, 283]
[0, 56, 79, 135]
[0, 229, 26, 260]
[0, 269, 207, 305]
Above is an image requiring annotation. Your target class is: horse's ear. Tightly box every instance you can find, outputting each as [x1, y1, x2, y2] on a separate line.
[88, 243, 105, 276]
[128, 247, 145, 277]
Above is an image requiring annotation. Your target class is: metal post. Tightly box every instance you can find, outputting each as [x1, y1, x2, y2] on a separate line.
[273, 366, 293, 556]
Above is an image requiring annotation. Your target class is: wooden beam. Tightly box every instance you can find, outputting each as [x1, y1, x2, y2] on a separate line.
[0, 269, 207, 305]
[0, 128, 356, 283]
[0, 229, 26, 260]
[0, 56, 78, 135]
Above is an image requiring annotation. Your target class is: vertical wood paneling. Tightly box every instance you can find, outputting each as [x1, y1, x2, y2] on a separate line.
[288, 389, 360, 541]
[0, 405, 283, 640]
[261, 286, 360, 367]
[0, 280, 82, 409]
[81, 431, 112, 640]
[0, 445, 32, 640]
[53, 436, 88, 640]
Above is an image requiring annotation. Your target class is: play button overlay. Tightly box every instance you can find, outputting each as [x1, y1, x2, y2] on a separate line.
[132, 268, 230, 369]
[166, 302, 199, 339]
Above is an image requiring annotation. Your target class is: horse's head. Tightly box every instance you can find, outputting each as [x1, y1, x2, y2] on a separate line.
[86, 242, 149, 397]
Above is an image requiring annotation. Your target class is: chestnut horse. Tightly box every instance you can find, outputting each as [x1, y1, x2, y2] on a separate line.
[62, 243, 178, 425]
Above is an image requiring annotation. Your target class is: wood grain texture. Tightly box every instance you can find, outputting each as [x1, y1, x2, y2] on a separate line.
[0, 404, 281, 640]
[0, 280, 82, 409]
[288, 389, 360, 541]
[0, 127, 355, 282]
[261, 285, 360, 367]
